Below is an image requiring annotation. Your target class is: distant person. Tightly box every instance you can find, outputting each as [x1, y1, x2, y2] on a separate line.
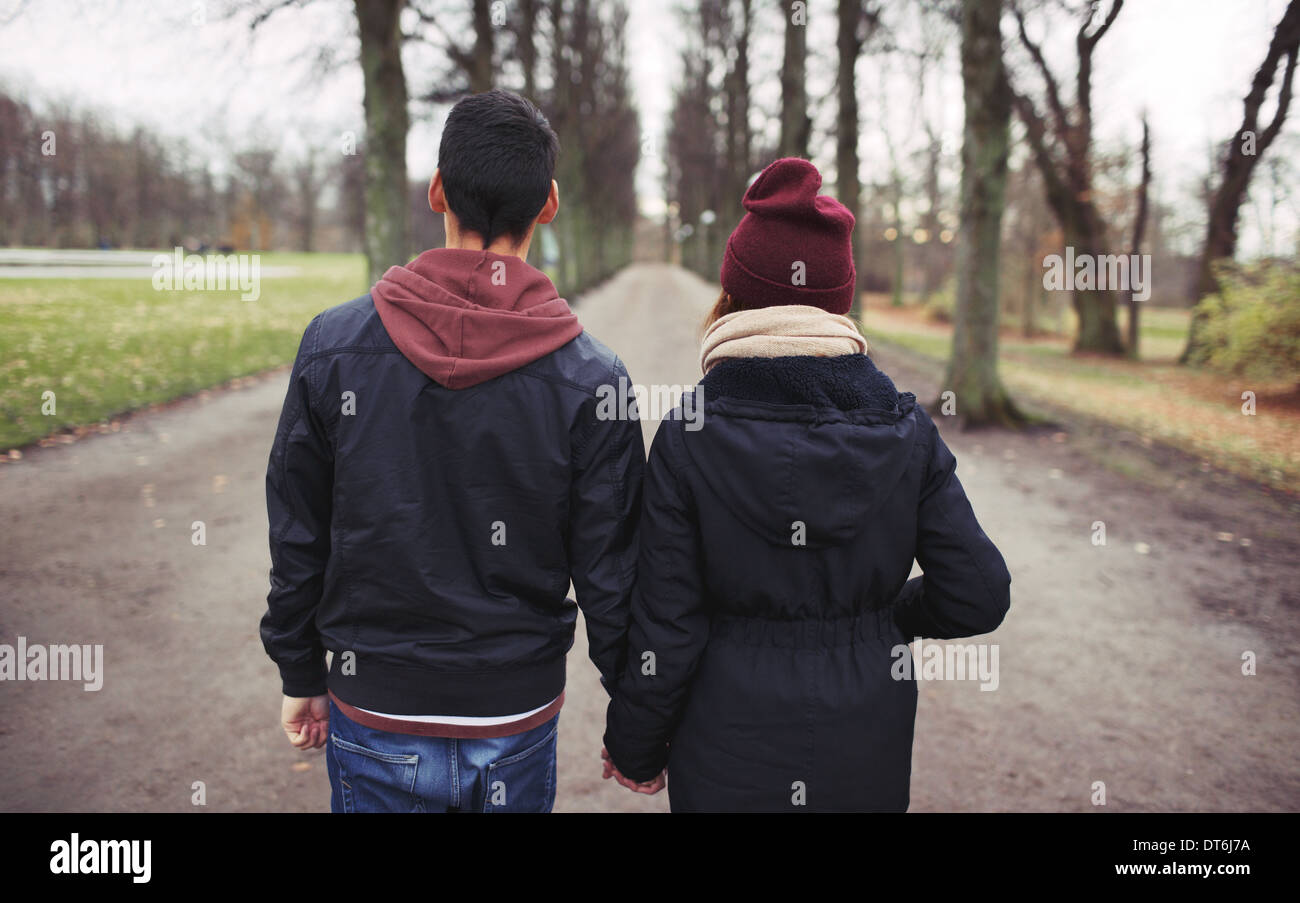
[261, 89, 644, 813]
[601, 157, 1011, 811]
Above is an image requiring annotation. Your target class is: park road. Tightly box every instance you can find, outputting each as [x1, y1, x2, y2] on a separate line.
[1, 262, 1297, 812]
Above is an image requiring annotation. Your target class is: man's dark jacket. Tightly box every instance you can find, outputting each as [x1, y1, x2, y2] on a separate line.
[261, 248, 644, 716]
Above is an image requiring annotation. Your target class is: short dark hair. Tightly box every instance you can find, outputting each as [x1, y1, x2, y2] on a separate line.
[437, 89, 560, 248]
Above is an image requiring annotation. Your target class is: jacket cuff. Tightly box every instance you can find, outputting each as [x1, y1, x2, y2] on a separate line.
[602, 710, 667, 784]
[603, 736, 665, 785]
[279, 656, 328, 698]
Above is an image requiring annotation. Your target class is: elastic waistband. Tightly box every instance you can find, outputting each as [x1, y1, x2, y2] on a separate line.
[327, 652, 567, 717]
[710, 609, 900, 648]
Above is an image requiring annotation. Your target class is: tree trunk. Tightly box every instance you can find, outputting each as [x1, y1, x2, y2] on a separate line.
[469, 0, 495, 93]
[945, 0, 1023, 428]
[724, 1, 753, 237]
[355, 0, 410, 284]
[1182, 0, 1300, 362]
[520, 0, 541, 269]
[1070, 224, 1124, 353]
[779, 0, 810, 158]
[837, 0, 864, 315]
[1125, 116, 1151, 357]
[519, 0, 539, 100]
[919, 134, 943, 302]
[890, 173, 904, 307]
[1022, 254, 1036, 337]
[296, 157, 319, 252]
[1011, 1, 1126, 355]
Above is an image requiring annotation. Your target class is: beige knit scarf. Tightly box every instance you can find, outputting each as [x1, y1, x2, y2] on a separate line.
[700, 304, 868, 375]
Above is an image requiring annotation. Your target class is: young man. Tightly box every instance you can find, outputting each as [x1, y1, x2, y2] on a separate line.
[260, 89, 644, 813]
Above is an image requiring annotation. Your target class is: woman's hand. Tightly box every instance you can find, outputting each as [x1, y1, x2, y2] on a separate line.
[601, 746, 666, 794]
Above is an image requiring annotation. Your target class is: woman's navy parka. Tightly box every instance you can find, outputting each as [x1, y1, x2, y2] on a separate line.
[602, 353, 1011, 812]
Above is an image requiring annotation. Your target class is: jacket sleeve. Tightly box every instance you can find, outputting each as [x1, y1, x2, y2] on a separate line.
[261, 315, 333, 697]
[567, 357, 645, 697]
[891, 408, 1011, 640]
[602, 415, 708, 783]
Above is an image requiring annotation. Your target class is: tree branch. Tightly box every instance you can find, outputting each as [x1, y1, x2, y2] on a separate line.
[406, 3, 474, 71]
[1013, 3, 1070, 144]
[1081, 0, 1123, 49]
[247, 0, 310, 31]
[1010, 87, 1070, 219]
[1256, 47, 1299, 157]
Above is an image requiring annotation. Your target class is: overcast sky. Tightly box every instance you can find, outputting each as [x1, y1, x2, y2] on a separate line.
[2, 0, 1295, 254]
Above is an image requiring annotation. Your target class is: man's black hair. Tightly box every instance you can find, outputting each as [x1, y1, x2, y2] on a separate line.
[437, 89, 560, 249]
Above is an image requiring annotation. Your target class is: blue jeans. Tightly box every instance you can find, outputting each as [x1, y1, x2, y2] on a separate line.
[325, 698, 560, 812]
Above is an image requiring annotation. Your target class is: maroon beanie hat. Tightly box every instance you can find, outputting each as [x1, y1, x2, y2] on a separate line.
[720, 157, 856, 315]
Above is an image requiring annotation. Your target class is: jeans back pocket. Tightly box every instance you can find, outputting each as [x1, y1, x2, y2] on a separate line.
[330, 734, 420, 813]
[482, 723, 558, 813]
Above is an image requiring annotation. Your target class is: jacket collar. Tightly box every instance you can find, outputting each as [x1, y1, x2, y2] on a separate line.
[700, 354, 907, 414]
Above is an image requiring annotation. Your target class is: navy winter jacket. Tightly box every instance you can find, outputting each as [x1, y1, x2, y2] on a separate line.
[602, 353, 1010, 811]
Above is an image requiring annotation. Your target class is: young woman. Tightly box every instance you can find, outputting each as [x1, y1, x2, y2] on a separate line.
[601, 157, 1011, 812]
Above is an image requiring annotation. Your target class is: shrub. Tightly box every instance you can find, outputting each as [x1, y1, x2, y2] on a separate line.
[1192, 262, 1300, 383]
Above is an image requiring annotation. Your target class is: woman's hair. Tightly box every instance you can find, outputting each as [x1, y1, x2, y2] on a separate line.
[703, 289, 754, 333]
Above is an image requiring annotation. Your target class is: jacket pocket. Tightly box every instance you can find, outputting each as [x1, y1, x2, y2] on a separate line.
[330, 734, 420, 813]
[482, 723, 559, 813]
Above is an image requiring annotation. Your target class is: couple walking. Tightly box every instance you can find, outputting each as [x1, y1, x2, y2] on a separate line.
[260, 89, 1010, 813]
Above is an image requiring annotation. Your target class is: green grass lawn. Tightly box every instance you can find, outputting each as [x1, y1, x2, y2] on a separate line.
[862, 302, 1299, 489]
[0, 252, 367, 449]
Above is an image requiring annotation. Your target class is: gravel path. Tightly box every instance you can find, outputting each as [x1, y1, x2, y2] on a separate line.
[1, 262, 1296, 812]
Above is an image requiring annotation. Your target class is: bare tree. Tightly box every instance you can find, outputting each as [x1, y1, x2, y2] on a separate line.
[722, 0, 754, 253]
[1125, 115, 1151, 358]
[666, 12, 721, 279]
[244, 0, 408, 270]
[1182, 0, 1300, 363]
[410, 0, 497, 95]
[913, 13, 953, 305]
[353, 0, 409, 281]
[518, 0, 540, 99]
[539, 0, 640, 295]
[778, 0, 810, 158]
[837, 0, 883, 314]
[293, 151, 325, 252]
[666, 0, 751, 280]
[1009, 0, 1126, 355]
[945, 0, 1023, 427]
[878, 115, 907, 308]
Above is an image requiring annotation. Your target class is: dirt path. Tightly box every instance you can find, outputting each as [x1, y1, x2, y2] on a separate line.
[1, 262, 1297, 812]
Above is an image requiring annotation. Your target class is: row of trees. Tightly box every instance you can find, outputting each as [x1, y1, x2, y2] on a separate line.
[959, 0, 1299, 422]
[661, 0, 1299, 424]
[280, 0, 642, 294]
[6, 1, 643, 300]
[0, 90, 366, 253]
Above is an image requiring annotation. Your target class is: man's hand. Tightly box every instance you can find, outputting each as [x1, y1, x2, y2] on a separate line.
[282, 694, 329, 749]
[601, 746, 666, 794]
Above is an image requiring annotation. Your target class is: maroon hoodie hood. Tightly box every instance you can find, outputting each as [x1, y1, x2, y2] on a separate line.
[371, 247, 584, 389]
